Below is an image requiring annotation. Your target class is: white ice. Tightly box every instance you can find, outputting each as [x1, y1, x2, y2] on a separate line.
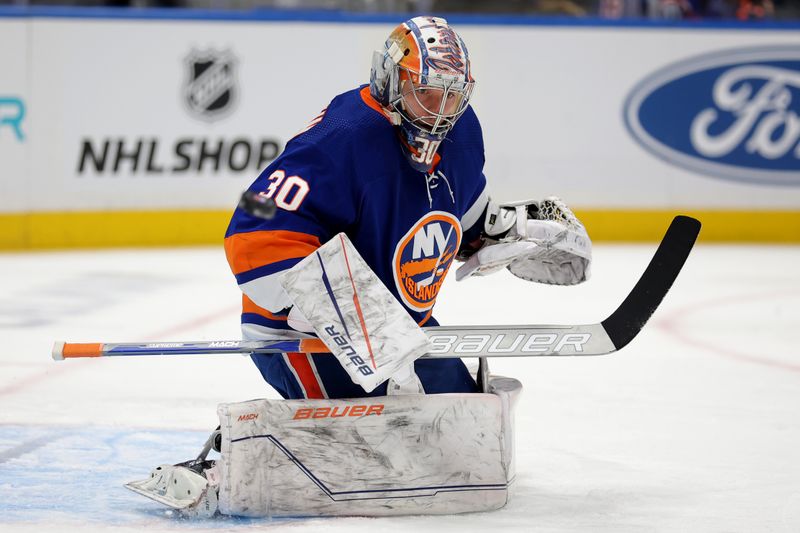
[1, 241, 799, 532]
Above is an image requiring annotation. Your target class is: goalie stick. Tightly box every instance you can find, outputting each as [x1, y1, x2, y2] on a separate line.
[52, 215, 700, 361]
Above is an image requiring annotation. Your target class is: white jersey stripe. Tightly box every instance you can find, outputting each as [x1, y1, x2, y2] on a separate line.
[240, 273, 293, 314]
[281, 353, 308, 398]
[241, 322, 312, 340]
[306, 354, 329, 399]
[242, 323, 313, 398]
[460, 185, 489, 232]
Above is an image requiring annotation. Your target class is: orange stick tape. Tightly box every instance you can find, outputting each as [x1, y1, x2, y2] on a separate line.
[298, 338, 329, 353]
[62, 343, 104, 358]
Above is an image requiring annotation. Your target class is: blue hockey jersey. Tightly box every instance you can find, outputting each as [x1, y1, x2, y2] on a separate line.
[225, 85, 489, 334]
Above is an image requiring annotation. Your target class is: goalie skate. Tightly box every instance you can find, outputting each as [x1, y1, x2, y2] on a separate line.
[125, 459, 220, 518]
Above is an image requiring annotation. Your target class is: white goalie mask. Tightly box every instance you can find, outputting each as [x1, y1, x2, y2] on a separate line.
[370, 16, 475, 171]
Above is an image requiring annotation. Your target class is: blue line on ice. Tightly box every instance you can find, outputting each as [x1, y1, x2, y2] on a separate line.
[0, 425, 273, 526]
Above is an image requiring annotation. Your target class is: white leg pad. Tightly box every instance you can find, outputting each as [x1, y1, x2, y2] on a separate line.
[216, 376, 521, 517]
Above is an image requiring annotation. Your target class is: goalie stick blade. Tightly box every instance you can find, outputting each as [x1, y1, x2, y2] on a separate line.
[600, 215, 701, 351]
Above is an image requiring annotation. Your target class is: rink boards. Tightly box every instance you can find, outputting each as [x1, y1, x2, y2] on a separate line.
[0, 9, 799, 248]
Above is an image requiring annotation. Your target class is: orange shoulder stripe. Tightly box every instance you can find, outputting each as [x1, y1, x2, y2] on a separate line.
[224, 229, 321, 275]
[359, 86, 395, 124]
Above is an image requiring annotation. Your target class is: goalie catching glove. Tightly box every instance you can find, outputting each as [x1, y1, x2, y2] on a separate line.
[456, 197, 591, 285]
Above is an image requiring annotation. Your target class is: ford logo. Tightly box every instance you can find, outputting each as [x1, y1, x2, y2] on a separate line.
[623, 46, 800, 186]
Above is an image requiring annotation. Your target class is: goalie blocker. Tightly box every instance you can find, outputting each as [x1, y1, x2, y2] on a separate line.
[126, 375, 521, 517]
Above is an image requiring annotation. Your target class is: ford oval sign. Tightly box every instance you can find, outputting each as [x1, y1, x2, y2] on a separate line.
[624, 46, 800, 186]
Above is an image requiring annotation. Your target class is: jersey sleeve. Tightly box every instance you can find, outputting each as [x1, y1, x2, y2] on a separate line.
[224, 140, 356, 313]
[444, 104, 489, 257]
[459, 177, 489, 252]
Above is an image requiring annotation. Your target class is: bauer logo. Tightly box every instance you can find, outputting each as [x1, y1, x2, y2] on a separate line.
[292, 404, 384, 420]
[623, 46, 800, 186]
[392, 211, 462, 311]
[428, 332, 591, 355]
[184, 48, 238, 122]
[323, 325, 374, 377]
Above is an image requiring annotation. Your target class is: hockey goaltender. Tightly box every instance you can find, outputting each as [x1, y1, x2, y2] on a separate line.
[80, 15, 692, 519]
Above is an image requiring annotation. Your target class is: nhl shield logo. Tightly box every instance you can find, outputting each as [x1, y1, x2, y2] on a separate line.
[392, 211, 462, 311]
[183, 49, 238, 121]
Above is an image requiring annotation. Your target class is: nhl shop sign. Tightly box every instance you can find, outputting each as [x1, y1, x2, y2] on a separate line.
[76, 48, 281, 177]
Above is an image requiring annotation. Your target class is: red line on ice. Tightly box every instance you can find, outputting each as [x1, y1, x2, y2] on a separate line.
[655, 289, 800, 375]
[0, 304, 239, 398]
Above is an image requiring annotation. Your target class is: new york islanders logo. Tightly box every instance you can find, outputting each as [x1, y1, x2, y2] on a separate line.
[393, 212, 462, 311]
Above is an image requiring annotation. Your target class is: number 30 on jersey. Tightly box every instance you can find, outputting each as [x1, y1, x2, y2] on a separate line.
[411, 137, 441, 166]
[262, 170, 310, 211]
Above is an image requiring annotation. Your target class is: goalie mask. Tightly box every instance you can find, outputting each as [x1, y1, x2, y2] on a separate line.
[370, 16, 475, 172]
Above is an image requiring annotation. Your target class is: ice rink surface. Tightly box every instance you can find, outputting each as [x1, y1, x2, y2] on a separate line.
[1, 241, 799, 532]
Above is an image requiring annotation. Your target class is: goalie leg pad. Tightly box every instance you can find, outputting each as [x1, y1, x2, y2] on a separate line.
[217, 375, 521, 517]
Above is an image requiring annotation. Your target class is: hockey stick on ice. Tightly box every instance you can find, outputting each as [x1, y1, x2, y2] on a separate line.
[408, 214, 700, 358]
[52, 215, 700, 361]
